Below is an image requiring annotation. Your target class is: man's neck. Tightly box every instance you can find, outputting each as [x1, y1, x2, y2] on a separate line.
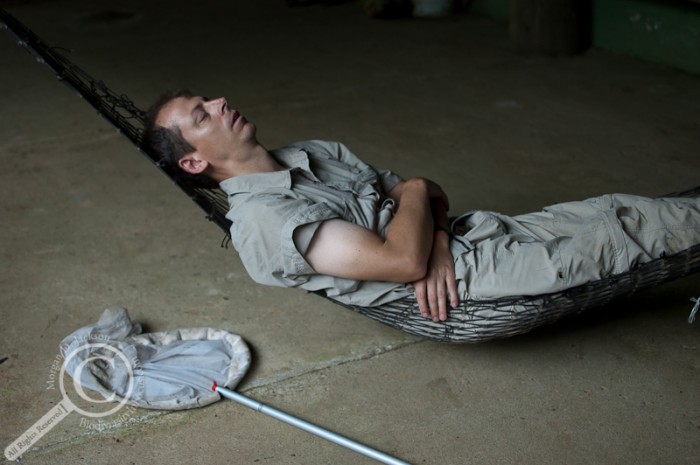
[211, 145, 284, 182]
[236, 145, 284, 175]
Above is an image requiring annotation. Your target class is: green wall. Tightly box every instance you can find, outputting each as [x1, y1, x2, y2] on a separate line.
[469, 0, 700, 75]
[593, 0, 700, 75]
[469, 0, 509, 20]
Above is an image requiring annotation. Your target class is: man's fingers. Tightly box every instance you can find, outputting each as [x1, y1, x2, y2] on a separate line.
[427, 275, 447, 322]
[437, 277, 448, 321]
[427, 285, 439, 322]
[447, 273, 459, 309]
[439, 295, 448, 321]
[414, 281, 429, 317]
[415, 268, 456, 321]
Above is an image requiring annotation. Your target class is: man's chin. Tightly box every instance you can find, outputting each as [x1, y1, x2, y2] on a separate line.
[242, 122, 258, 140]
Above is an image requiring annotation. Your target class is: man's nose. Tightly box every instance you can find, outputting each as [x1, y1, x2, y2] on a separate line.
[206, 97, 228, 114]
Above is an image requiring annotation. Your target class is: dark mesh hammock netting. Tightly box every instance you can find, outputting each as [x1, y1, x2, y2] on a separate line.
[3, 8, 699, 343]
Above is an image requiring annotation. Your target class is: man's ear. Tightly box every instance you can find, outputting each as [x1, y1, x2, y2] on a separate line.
[178, 152, 209, 175]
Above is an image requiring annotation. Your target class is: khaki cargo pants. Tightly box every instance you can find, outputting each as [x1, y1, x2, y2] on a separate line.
[453, 194, 700, 299]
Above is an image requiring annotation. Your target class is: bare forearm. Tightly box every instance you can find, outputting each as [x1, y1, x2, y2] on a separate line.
[412, 188, 458, 322]
[431, 197, 449, 230]
[383, 178, 434, 279]
[388, 178, 450, 228]
[304, 179, 442, 284]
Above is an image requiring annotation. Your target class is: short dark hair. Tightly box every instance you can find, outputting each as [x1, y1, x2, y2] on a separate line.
[141, 90, 218, 188]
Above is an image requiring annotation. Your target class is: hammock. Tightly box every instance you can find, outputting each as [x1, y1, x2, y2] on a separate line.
[3, 8, 699, 343]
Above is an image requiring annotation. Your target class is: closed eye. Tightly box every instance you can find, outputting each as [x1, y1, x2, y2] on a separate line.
[192, 99, 210, 126]
[195, 108, 209, 125]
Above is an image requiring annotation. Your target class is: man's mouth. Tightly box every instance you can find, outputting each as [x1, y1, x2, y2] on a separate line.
[230, 111, 240, 128]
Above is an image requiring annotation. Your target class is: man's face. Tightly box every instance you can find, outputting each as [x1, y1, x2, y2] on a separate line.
[156, 95, 258, 168]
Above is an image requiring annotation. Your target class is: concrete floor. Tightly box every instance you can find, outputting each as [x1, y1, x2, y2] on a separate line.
[1, 1, 699, 464]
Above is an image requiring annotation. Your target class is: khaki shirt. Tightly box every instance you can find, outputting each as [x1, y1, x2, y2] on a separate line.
[220, 140, 413, 306]
[223, 143, 700, 303]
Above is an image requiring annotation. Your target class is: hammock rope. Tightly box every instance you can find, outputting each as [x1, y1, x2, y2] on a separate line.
[0, 9, 231, 231]
[2, 8, 699, 343]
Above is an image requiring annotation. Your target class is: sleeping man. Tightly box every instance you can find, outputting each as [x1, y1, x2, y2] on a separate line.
[142, 91, 700, 325]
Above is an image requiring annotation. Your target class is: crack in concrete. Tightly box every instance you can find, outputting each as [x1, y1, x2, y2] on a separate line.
[242, 338, 425, 392]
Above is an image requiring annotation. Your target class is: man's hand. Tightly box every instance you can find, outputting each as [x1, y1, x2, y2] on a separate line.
[425, 179, 450, 212]
[387, 178, 449, 211]
[413, 229, 458, 322]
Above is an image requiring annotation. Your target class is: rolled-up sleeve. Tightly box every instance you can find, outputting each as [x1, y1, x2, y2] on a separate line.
[230, 195, 341, 288]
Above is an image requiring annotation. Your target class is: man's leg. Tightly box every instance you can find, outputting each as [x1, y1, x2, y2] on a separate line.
[455, 194, 700, 299]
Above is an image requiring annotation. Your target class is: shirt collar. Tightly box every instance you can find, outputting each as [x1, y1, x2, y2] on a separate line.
[219, 145, 312, 195]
